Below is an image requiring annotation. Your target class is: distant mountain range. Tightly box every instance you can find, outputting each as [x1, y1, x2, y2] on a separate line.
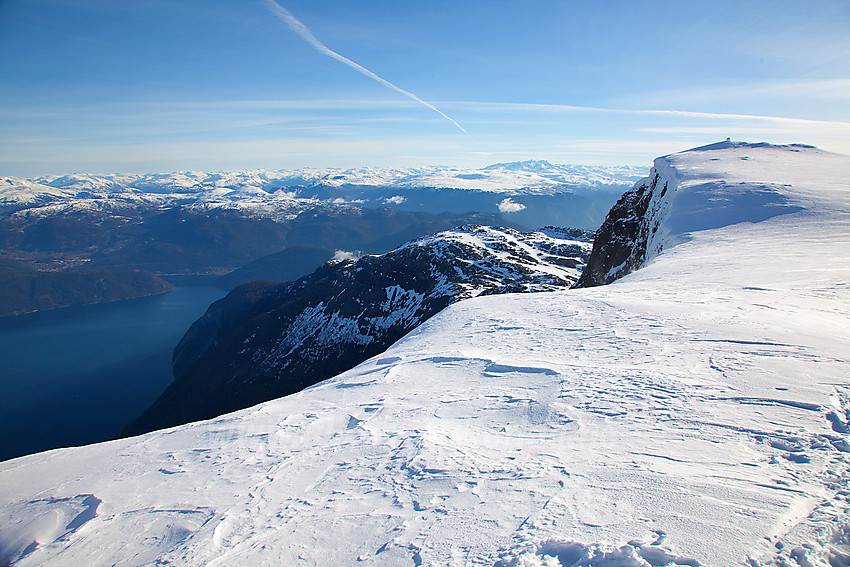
[2, 160, 644, 205]
[1, 161, 644, 231]
[0, 161, 642, 315]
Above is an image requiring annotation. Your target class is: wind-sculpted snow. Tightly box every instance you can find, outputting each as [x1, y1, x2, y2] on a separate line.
[123, 225, 594, 435]
[1, 142, 849, 566]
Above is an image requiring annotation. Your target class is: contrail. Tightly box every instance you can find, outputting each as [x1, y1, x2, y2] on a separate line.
[262, 0, 467, 133]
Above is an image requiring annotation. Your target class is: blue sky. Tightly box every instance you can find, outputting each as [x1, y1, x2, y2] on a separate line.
[1, 0, 848, 176]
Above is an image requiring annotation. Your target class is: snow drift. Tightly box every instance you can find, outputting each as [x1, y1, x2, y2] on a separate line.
[1, 141, 849, 566]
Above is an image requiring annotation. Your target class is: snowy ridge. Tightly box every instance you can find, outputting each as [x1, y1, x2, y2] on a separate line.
[0, 174, 315, 222]
[1, 142, 849, 566]
[398, 225, 592, 293]
[254, 225, 593, 364]
[256, 225, 592, 363]
[126, 225, 594, 434]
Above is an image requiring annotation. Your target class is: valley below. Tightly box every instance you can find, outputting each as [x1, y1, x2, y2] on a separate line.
[0, 161, 637, 316]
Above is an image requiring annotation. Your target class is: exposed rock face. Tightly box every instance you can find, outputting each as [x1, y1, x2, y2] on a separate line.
[574, 171, 668, 287]
[124, 225, 593, 435]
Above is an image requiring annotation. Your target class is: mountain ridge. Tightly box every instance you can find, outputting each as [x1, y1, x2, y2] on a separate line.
[3, 161, 645, 204]
[124, 225, 594, 435]
[576, 141, 824, 287]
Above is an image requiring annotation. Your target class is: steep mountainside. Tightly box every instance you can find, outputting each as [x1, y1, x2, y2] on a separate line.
[1, 142, 848, 567]
[214, 246, 336, 289]
[574, 171, 665, 287]
[124, 226, 593, 435]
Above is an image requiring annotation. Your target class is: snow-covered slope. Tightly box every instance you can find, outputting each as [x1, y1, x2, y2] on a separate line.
[1, 142, 849, 566]
[576, 142, 827, 287]
[125, 225, 594, 435]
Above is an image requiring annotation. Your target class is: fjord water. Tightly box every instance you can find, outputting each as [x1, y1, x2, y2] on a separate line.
[0, 286, 225, 462]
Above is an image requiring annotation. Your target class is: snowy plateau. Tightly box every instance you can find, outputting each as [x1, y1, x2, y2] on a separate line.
[1, 141, 849, 566]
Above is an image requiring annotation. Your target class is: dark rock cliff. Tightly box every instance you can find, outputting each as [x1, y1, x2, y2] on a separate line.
[574, 171, 668, 288]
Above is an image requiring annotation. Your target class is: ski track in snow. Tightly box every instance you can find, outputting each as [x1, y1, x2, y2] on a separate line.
[0, 143, 849, 566]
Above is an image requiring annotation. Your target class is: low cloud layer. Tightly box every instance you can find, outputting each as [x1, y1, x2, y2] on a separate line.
[498, 197, 526, 213]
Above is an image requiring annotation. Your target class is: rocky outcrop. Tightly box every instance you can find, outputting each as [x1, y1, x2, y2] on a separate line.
[124, 226, 593, 435]
[574, 170, 670, 287]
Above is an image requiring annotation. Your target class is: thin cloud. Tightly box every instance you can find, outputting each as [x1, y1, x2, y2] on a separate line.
[638, 124, 850, 135]
[262, 0, 467, 133]
[446, 100, 850, 128]
[615, 79, 850, 110]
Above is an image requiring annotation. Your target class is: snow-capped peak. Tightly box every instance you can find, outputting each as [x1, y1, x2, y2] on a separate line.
[483, 159, 557, 171]
[2, 161, 645, 205]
